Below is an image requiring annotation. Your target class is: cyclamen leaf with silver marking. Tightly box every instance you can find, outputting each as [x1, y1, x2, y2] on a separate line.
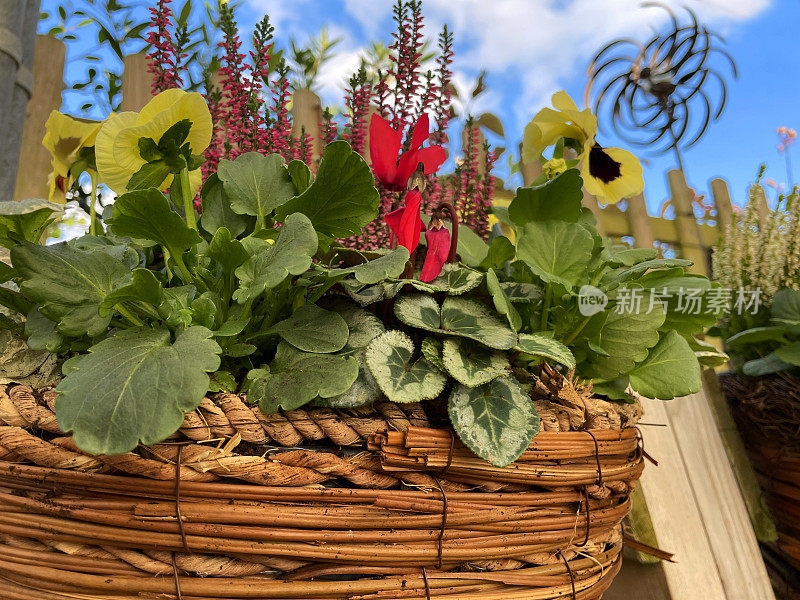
[442, 337, 509, 387]
[365, 330, 446, 403]
[448, 376, 540, 467]
[394, 294, 517, 350]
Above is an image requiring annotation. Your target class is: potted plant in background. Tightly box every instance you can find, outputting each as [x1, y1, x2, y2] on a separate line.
[713, 171, 800, 595]
[0, 2, 717, 598]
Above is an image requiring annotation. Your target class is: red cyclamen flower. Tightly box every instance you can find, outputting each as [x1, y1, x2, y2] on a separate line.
[369, 113, 447, 191]
[385, 190, 426, 253]
[420, 222, 450, 282]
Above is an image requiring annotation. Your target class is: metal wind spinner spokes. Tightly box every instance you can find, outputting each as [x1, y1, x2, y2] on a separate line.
[585, 2, 737, 165]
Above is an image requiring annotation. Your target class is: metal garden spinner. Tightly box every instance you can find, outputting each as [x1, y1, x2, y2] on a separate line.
[585, 2, 736, 171]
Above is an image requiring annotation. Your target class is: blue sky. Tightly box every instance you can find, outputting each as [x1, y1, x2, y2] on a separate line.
[42, 0, 798, 213]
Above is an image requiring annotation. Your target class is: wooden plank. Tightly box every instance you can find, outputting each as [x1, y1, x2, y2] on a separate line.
[598, 209, 720, 248]
[291, 88, 322, 161]
[625, 193, 654, 249]
[14, 34, 65, 201]
[518, 142, 541, 186]
[635, 396, 728, 599]
[711, 178, 734, 231]
[663, 389, 776, 600]
[667, 169, 710, 275]
[120, 52, 152, 112]
[701, 370, 777, 543]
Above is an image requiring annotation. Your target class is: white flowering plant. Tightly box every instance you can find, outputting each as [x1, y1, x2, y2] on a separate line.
[712, 171, 800, 375]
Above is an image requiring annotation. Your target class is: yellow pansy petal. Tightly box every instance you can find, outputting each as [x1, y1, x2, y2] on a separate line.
[138, 89, 187, 123]
[582, 146, 644, 205]
[188, 168, 203, 197]
[128, 90, 212, 156]
[96, 112, 140, 193]
[43, 111, 103, 174]
[521, 92, 599, 163]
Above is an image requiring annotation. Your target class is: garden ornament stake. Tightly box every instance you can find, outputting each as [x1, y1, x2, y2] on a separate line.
[585, 2, 736, 173]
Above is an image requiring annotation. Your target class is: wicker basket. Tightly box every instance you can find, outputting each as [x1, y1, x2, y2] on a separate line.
[0, 383, 643, 600]
[719, 372, 800, 596]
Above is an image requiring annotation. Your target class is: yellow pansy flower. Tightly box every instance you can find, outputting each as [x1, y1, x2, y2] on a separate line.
[521, 91, 644, 205]
[521, 91, 597, 164]
[582, 144, 644, 205]
[95, 89, 212, 194]
[42, 111, 103, 203]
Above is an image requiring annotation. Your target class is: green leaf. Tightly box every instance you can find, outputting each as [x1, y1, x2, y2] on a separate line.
[486, 269, 521, 331]
[268, 305, 349, 353]
[127, 160, 171, 190]
[234, 213, 318, 303]
[726, 326, 788, 347]
[365, 330, 446, 403]
[443, 338, 508, 387]
[218, 152, 295, 221]
[448, 376, 540, 467]
[158, 286, 196, 328]
[517, 220, 594, 290]
[55, 326, 221, 454]
[99, 268, 163, 317]
[421, 337, 445, 371]
[508, 169, 583, 226]
[316, 300, 385, 408]
[199, 174, 251, 238]
[592, 378, 633, 402]
[743, 353, 793, 376]
[327, 248, 410, 284]
[774, 341, 800, 366]
[499, 281, 542, 302]
[110, 189, 202, 258]
[25, 307, 64, 352]
[275, 141, 379, 238]
[12, 243, 129, 337]
[582, 302, 665, 380]
[479, 236, 515, 271]
[69, 235, 140, 268]
[394, 294, 517, 350]
[689, 337, 729, 368]
[287, 159, 312, 194]
[455, 224, 489, 267]
[515, 333, 576, 369]
[0, 199, 64, 248]
[413, 263, 483, 295]
[250, 342, 358, 412]
[207, 227, 249, 273]
[607, 246, 659, 266]
[629, 331, 702, 399]
[772, 289, 800, 322]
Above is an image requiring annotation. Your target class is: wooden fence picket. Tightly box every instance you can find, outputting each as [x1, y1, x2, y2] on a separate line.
[13, 35, 65, 201]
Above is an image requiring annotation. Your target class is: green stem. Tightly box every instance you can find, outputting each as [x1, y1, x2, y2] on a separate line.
[180, 167, 197, 231]
[563, 315, 592, 346]
[115, 304, 144, 327]
[89, 174, 98, 236]
[540, 285, 553, 331]
[171, 252, 195, 285]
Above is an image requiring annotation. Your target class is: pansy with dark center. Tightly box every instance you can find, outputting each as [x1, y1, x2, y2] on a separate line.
[589, 144, 622, 184]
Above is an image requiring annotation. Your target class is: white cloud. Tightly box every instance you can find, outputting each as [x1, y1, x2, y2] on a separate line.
[419, 0, 771, 125]
[342, 0, 393, 36]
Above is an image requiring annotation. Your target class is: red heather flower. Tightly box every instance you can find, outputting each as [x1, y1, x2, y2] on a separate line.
[385, 190, 426, 253]
[421, 221, 450, 282]
[369, 113, 447, 191]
